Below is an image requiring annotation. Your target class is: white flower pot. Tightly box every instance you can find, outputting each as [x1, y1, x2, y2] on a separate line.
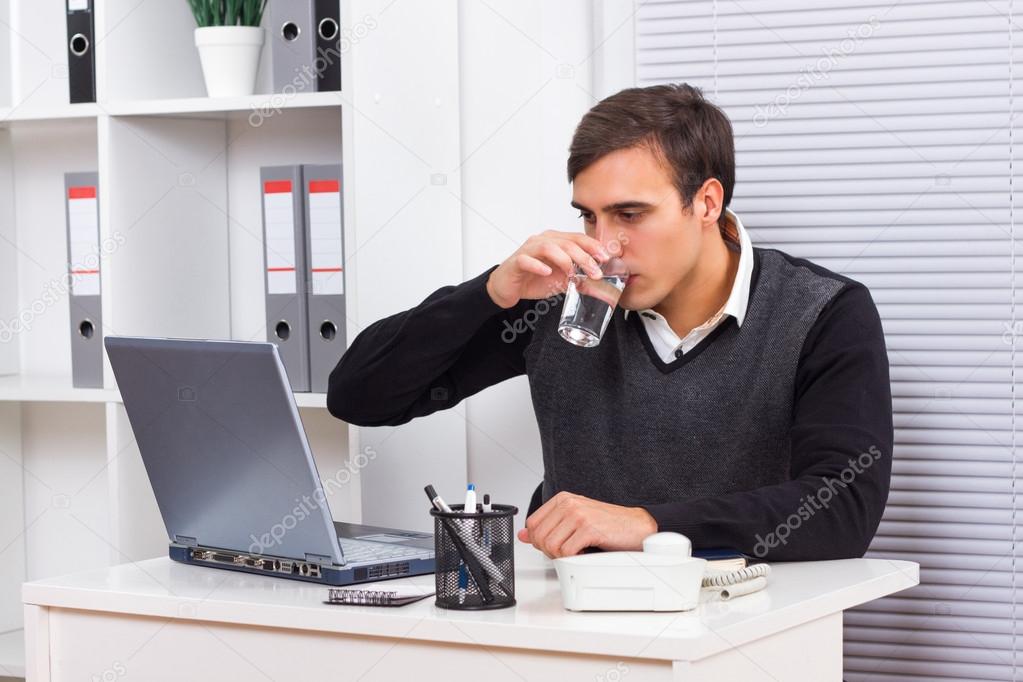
[194, 26, 264, 98]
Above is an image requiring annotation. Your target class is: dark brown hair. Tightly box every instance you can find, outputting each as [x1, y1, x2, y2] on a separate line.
[567, 83, 735, 229]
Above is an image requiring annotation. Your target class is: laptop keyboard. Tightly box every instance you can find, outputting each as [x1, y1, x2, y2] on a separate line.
[339, 537, 433, 564]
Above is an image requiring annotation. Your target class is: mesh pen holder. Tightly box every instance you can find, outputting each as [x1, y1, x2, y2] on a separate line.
[430, 503, 517, 610]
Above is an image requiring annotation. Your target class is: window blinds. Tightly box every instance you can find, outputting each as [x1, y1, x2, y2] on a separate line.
[636, 1, 1019, 679]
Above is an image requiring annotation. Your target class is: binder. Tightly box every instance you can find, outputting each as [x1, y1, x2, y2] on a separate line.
[65, 0, 96, 103]
[64, 172, 103, 388]
[313, 0, 341, 91]
[260, 166, 311, 392]
[270, 0, 316, 93]
[301, 164, 346, 393]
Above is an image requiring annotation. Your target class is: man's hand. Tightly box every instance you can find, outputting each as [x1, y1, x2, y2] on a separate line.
[516, 491, 658, 558]
[486, 230, 611, 309]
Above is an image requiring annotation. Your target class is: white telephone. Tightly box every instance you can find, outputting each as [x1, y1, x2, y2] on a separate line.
[552, 532, 771, 612]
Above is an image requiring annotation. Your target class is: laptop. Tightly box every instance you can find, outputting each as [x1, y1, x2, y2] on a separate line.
[104, 335, 436, 585]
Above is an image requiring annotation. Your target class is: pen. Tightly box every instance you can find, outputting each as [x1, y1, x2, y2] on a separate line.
[457, 561, 468, 604]
[463, 483, 477, 514]
[425, 484, 453, 513]
[481, 493, 492, 557]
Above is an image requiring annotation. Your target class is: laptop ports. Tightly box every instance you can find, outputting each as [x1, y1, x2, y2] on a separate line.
[298, 563, 321, 578]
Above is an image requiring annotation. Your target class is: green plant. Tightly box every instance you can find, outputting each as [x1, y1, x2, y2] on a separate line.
[187, 0, 268, 27]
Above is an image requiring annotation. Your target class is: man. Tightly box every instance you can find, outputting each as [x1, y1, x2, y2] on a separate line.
[327, 83, 892, 562]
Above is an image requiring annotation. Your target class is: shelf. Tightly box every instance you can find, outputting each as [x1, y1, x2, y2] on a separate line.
[103, 91, 345, 118]
[0, 102, 102, 124]
[294, 392, 328, 409]
[0, 629, 23, 678]
[0, 92, 345, 124]
[0, 375, 116, 404]
[0, 374, 329, 409]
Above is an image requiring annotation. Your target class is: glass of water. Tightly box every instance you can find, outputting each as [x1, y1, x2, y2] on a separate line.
[558, 256, 629, 347]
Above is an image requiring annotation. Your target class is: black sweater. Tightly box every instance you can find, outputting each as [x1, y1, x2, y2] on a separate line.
[328, 248, 893, 561]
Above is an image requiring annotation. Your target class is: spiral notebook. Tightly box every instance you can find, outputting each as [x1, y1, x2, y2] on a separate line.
[325, 586, 435, 607]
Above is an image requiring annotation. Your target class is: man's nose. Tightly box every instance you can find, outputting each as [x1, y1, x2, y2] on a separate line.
[595, 223, 623, 257]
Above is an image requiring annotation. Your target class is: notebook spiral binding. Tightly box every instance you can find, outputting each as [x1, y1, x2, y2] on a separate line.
[327, 588, 399, 605]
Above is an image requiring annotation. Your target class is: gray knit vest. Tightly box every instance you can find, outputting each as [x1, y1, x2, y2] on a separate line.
[524, 247, 847, 508]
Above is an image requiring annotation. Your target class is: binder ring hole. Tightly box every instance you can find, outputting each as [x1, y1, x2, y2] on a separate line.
[318, 17, 339, 41]
[78, 319, 94, 339]
[70, 33, 90, 57]
[319, 321, 337, 341]
[275, 320, 291, 341]
[281, 22, 300, 42]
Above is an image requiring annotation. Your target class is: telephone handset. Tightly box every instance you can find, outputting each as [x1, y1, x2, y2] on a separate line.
[552, 532, 771, 612]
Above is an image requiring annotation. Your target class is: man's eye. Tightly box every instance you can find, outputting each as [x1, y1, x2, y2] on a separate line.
[578, 211, 595, 223]
[620, 212, 643, 223]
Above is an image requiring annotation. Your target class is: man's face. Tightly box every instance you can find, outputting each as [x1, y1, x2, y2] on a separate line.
[571, 145, 712, 312]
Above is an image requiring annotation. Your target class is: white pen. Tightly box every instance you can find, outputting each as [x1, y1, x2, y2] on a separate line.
[463, 483, 477, 513]
[481, 494, 492, 557]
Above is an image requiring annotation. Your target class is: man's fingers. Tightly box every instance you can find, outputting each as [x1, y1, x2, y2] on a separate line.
[559, 526, 596, 557]
[532, 241, 575, 278]
[531, 498, 579, 552]
[558, 240, 602, 278]
[515, 253, 552, 277]
[524, 492, 559, 532]
[560, 232, 611, 261]
[543, 517, 579, 558]
[525, 492, 570, 542]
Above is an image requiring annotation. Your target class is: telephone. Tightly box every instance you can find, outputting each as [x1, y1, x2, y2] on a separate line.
[552, 532, 771, 612]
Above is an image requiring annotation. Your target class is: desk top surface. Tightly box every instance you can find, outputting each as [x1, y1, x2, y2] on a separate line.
[23, 544, 918, 661]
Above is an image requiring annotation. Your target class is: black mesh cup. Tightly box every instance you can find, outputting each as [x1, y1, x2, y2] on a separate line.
[430, 503, 517, 610]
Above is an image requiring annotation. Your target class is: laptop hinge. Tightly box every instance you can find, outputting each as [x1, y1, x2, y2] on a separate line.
[305, 553, 332, 565]
[174, 535, 198, 547]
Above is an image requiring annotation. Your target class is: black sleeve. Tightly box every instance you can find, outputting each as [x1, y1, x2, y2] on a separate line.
[327, 265, 536, 427]
[637, 283, 893, 562]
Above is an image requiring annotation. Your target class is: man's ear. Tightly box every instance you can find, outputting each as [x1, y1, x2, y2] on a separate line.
[698, 177, 724, 229]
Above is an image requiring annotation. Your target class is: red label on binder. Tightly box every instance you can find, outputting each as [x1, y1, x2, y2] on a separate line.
[68, 186, 96, 199]
[309, 180, 340, 193]
[264, 180, 292, 194]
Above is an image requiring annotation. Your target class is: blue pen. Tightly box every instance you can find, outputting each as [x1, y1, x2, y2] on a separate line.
[457, 561, 468, 604]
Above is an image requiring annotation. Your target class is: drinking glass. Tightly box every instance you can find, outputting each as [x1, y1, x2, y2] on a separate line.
[557, 256, 629, 347]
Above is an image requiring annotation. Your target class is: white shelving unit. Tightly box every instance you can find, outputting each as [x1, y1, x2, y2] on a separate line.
[0, 2, 381, 677]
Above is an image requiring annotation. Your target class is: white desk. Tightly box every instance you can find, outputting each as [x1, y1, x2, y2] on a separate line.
[22, 545, 918, 681]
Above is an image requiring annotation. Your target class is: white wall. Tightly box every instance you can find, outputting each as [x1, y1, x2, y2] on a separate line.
[348, 0, 468, 532]
[345, 0, 605, 530]
[458, 0, 597, 525]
